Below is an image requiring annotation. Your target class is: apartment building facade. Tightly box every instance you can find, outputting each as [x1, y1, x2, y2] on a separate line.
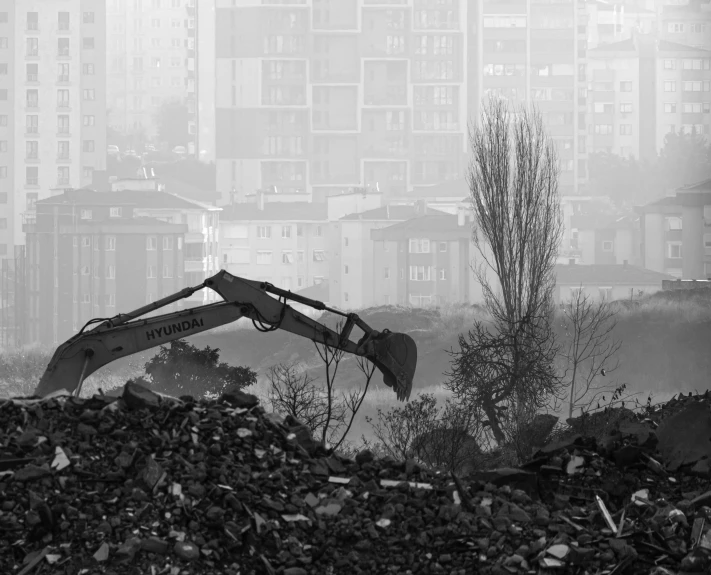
[220, 202, 330, 292]
[370, 211, 488, 307]
[0, 1, 107, 259]
[330, 202, 447, 310]
[468, 0, 588, 195]
[23, 188, 188, 345]
[637, 178, 711, 280]
[660, 2, 711, 51]
[587, 36, 710, 161]
[106, 177, 222, 306]
[106, 0, 193, 146]
[211, 0, 470, 205]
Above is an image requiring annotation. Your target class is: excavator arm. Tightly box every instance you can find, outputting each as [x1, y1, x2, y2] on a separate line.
[33, 270, 417, 401]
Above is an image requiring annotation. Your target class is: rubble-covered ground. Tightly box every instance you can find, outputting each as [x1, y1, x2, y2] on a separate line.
[2, 383, 711, 575]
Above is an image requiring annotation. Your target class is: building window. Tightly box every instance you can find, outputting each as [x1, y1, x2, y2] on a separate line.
[82, 63, 95, 75]
[619, 81, 632, 92]
[163, 266, 173, 279]
[619, 124, 632, 136]
[146, 236, 157, 250]
[257, 226, 271, 239]
[281, 225, 291, 238]
[256, 250, 273, 265]
[147, 266, 157, 279]
[81, 265, 90, 276]
[81, 236, 90, 248]
[666, 216, 682, 231]
[344, 293, 349, 302]
[80, 209, 92, 220]
[83, 89, 96, 101]
[108, 207, 121, 218]
[599, 287, 613, 300]
[26, 166, 38, 186]
[664, 81, 676, 92]
[83, 141, 95, 153]
[106, 265, 116, 279]
[384, 267, 390, 279]
[163, 236, 173, 250]
[409, 266, 432, 281]
[297, 276, 304, 288]
[663, 59, 676, 70]
[296, 225, 303, 236]
[344, 265, 349, 274]
[313, 250, 325, 262]
[409, 238, 431, 253]
[106, 236, 116, 251]
[439, 268, 447, 280]
[602, 241, 614, 252]
[282, 251, 294, 264]
[83, 12, 94, 24]
[315, 226, 323, 237]
[667, 242, 682, 259]
[400, 268, 404, 279]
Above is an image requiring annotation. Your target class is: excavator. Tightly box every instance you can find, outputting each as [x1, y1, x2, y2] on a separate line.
[33, 270, 417, 401]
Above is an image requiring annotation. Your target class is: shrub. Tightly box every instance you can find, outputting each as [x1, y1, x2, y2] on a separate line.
[142, 339, 257, 399]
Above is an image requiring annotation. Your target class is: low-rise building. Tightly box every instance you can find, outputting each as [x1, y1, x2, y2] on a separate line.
[554, 262, 674, 304]
[370, 211, 485, 307]
[219, 202, 329, 292]
[331, 202, 448, 310]
[23, 189, 189, 345]
[637, 178, 711, 280]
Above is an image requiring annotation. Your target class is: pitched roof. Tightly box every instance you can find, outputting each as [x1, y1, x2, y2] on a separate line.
[372, 214, 470, 238]
[37, 188, 215, 211]
[677, 178, 711, 192]
[221, 202, 328, 222]
[340, 204, 448, 221]
[658, 39, 710, 53]
[410, 179, 470, 198]
[555, 264, 675, 285]
[591, 38, 637, 52]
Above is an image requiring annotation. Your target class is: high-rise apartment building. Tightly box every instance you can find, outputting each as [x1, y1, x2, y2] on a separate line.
[660, 1, 711, 51]
[106, 0, 192, 147]
[0, 1, 106, 260]
[468, 0, 589, 195]
[587, 36, 710, 161]
[211, 1, 470, 205]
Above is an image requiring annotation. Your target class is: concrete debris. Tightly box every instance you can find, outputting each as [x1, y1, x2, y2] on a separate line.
[1, 384, 711, 575]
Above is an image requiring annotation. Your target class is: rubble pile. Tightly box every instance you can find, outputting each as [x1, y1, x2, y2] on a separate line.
[1, 383, 711, 575]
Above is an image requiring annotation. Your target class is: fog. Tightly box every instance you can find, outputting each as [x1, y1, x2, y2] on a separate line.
[0, 0, 709, 354]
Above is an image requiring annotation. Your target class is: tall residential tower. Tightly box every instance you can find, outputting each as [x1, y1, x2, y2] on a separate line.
[0, 0, 107, 259]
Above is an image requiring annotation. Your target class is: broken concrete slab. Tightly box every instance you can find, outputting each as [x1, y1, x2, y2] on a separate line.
[657, 403, 711, 471]
[122, 380, 161, 410]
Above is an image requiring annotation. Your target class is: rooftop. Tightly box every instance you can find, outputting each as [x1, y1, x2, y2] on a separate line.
[221, 202, 328, 222]
[677, 178, 711, 192]
[591, 38, 637, 52]
[555, 264, 675, 285]
[340, 204, 448, 221]
[38, 188, 219, 211]
[658, 39, 710, 53]
[372, 214, 469, 238]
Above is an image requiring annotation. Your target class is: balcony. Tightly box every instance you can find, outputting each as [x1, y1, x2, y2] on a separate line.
[27, 22, 38, 32]
[57, 178, 70, 185]
[26, 51, 39, 58]
[26, 74, 38, 83]
[184, 259, 205, 273]
[26, 127, 38, 136]
[57, 75, 69, 83]
[57, 126, 70, 135]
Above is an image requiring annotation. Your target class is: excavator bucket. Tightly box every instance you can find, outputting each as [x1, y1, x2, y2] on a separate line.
[370, 332, 417, 402]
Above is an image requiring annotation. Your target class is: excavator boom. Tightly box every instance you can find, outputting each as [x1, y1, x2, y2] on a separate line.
[33, 270, 417, 401]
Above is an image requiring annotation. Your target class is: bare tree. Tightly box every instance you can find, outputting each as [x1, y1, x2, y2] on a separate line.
[446, 96, 564, 446]
[366, 393, 484, 475]
[267, 340, 377, 453]
[267, 361, 341, 434]
[557, 287, 622, 419]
